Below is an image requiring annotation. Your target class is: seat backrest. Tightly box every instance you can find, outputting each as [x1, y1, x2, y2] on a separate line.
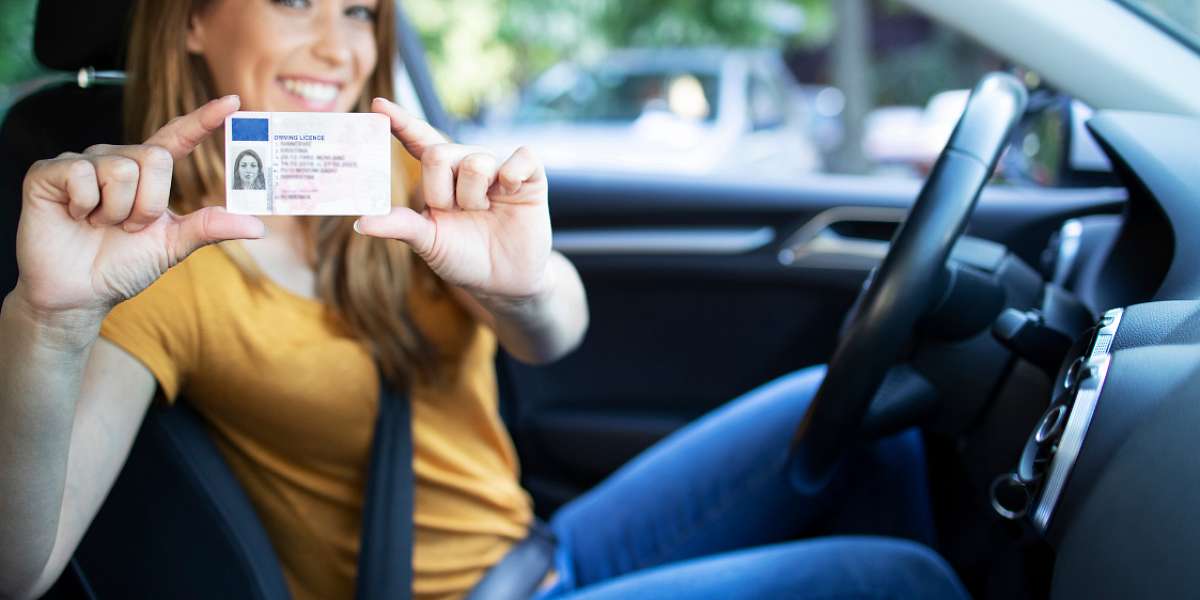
[75, 401, 290, 600]
[1, 83, 124, 295]
[2, 0, 134, 294]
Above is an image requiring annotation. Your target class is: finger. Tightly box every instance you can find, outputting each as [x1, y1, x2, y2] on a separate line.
[496, 146, 545, 196]
[455, 153, 496, 211]
[83, 143, 116, 156]
[81, 143, 174, 230]
[421, 143, 476, 211]
[171, 206, 265, 259]
[371, 97, 447, 160]
[89, 155, 140, 226]
[144, 94, 240, 160]
[64, 159, 101, 220]
[354, 207, 437, 257]
[22, 157, 100, 220]
[103, 145, 174, 232]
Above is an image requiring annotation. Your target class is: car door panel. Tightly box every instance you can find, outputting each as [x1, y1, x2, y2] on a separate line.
[506, 169, 1125, 514]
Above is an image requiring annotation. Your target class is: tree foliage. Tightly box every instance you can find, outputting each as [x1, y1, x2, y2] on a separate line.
[407, 0, 835, 116]
[0, 0, 1004, 124]
[0, 0, 42, 121]
[0, 0, 40, 85]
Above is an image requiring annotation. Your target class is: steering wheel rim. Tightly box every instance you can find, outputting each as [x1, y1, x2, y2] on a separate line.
[791, 73, 1029, 489]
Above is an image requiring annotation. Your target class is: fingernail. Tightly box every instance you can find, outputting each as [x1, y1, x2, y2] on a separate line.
[224, 94, 240, 105]
[353, 219, 363, 234]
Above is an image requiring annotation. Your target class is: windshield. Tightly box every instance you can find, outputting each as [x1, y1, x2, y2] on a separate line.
[1119, 0, 1200, 52]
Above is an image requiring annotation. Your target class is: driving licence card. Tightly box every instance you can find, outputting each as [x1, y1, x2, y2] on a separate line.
[224, 111, 390, 215]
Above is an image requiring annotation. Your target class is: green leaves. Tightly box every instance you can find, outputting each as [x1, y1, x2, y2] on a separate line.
[406, 0, 833, 117]
[0, 0, 42, 114]
[0, 0, 38, 85]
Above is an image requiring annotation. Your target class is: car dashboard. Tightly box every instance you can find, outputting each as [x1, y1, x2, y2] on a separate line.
[1070, 112, 1200, 310]
[1000, 111, 1200, 598]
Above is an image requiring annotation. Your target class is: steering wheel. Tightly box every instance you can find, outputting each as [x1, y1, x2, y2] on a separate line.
[791, 73, 1028, 489]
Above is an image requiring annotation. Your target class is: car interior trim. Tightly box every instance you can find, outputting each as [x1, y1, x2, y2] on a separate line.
[552, 227, 775, 255]
[1033, 306, 1123, 532]
[391, 4, 453, 134]
[901, 0, 1200, 116]
[777, 206, 908, 269]
[1051, 219, 1084, 286]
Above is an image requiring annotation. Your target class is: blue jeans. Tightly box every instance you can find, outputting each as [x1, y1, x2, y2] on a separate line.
[538, 366, 969, 599]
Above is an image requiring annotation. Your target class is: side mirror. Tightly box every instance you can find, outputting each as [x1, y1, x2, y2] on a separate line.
[1001, 91, 1116, 186]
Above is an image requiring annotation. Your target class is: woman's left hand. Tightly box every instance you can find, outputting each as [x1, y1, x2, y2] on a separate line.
[355, 98, 551, 302]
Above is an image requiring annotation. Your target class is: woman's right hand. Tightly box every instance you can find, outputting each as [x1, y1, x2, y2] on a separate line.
[13, 95, 264, 318]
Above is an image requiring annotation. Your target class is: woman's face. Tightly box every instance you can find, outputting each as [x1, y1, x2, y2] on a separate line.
[238, 155, 260, 184]
[187, 0, 380, 112]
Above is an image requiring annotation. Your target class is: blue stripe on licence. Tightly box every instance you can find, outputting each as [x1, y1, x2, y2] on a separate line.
[231, 118, 269, 141]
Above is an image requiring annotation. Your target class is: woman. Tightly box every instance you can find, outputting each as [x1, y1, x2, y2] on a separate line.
[233, 148, 266, 190]
[0, 0, 968, 599]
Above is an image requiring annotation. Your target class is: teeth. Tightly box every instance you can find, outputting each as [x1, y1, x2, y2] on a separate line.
[281, 78, 340, 103]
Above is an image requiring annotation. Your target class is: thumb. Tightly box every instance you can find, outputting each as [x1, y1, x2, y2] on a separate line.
[171, 206, 266, 258]
[354, 207, 436, 256]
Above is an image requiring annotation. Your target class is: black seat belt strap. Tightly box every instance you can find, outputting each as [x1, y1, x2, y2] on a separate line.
[354, 380, 414, 600]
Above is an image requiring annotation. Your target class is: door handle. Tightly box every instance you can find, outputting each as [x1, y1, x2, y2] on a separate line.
[777, 207, 908, 271]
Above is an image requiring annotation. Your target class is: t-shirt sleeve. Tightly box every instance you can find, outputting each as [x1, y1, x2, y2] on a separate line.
[99, 260, 201, 402]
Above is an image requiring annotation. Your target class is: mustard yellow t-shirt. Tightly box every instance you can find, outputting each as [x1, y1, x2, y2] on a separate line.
[98, 244, 533, 600]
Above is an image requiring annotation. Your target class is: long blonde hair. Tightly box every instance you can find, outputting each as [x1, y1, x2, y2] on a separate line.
[123, 0, 434, 385]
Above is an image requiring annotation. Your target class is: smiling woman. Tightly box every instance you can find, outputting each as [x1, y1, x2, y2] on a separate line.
[121, 0, 429, 388]
[113, 1, 559, 597]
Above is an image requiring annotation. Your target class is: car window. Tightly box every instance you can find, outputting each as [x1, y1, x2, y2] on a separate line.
[410, 0, 1091, 187]
[0, 0, 1092, 188]
[0, 1, 43, 121]
[515, 65, 721, 125]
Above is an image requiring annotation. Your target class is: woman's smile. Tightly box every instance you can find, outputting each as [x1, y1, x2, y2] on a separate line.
[277, 75, 345, 111]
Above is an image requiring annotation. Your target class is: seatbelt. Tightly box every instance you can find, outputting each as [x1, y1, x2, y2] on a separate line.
[354, 380, 414, 600]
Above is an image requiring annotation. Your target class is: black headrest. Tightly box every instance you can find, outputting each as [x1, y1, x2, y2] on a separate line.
[34, 0, 134, 71]
[0, 84, 126, 295]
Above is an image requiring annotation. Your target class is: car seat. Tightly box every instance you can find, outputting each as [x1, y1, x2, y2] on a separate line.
[1, 2, 290, 598]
